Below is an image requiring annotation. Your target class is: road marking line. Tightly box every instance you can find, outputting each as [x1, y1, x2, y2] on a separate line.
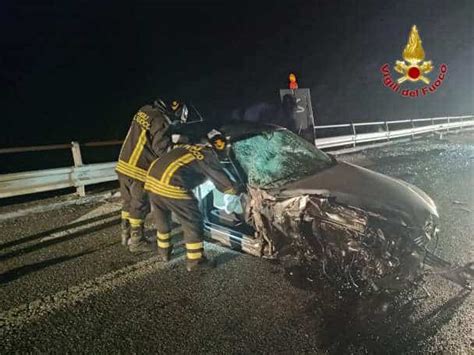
[40, 202, 122, 242]
[0, 192, 116, 222]
[0, 243, 234, 335]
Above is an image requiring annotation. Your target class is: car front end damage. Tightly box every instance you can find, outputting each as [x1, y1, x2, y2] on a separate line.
[246, 187, 472, 293]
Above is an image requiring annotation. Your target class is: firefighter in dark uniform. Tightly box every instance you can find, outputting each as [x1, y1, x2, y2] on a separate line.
[116, 98, 181, 253]
[144, 130, 241, 271]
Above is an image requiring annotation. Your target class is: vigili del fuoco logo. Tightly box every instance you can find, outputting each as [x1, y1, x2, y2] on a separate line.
[380, 25, 447, 98]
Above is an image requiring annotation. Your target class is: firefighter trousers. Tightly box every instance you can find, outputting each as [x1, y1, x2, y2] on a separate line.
[149, 193, 204, 262]
[118, 174, 150, 225]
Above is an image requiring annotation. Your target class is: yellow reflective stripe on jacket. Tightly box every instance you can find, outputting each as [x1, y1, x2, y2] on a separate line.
[116, 160, 148, 182]
[128, 129, 147, 166]
[161, 153, 195, 185]
[116, 162, 147, 182]
[146, 182, 189, 198]
[147, 176, 188, 193]
[145, 182, 192, 200]
[116, 160, 147, 178]
[116, 168, 144, 182]
[145, 176, 191, 198]
[144, 179, 192, 199]
[146, 179, 183, 194]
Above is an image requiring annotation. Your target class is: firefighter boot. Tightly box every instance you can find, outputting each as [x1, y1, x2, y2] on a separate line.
[156, 232, 173, 262]
[120, 218, 131, 246]
[157, 246, 173, 262]
[185, 242, 216, 271]
[186, 256, 216, 272]
[129, 223, 152, 254]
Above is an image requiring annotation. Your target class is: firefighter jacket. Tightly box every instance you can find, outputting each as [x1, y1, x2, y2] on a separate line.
[144, 144, 237, 200]
[116, 105, 171, 182]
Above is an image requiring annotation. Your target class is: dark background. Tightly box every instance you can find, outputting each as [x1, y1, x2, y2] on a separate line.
[1, 0, 473, 149]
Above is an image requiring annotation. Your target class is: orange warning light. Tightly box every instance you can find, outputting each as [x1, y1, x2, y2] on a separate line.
[288, 73, 298, 90]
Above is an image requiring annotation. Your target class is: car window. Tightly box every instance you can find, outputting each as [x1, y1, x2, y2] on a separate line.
[232, 129, 333, 188]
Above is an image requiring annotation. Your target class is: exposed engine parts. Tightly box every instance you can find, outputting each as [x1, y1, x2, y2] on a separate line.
[246, 187, 472, 293]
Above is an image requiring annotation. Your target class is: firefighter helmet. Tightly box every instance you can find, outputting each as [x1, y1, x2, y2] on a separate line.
[170, 100, 189, 123]
[207, 129, 227, 151]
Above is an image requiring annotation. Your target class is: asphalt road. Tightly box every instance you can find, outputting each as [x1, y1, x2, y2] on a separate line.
[1, 132, 473, 354]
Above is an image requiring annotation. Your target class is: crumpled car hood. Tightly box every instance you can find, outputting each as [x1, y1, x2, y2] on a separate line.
[245, 163, 472, 291]
[280, 162, 438, 228]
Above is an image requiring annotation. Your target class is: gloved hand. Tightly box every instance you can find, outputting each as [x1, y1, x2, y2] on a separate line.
[171, 134, 181, 144]
[171, 134, 190, 144]
[223, 193, 243, 214]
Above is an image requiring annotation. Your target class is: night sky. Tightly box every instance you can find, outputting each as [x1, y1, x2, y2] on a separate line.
[1, 0, 473, 147]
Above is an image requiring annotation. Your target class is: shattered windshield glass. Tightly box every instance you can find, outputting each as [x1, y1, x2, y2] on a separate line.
[232, 129, 333, 188]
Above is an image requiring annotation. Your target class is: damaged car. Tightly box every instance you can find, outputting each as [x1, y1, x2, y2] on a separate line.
[190, 123, 471, 293]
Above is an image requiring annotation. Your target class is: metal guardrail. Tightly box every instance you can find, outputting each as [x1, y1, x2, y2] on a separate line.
[0, 115, 473, 199]
[0, 162, 117, 199]
[0, 141, 122, 198]
[314, 115, 474, 149]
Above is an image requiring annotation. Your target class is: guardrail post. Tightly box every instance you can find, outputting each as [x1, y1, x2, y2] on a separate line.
[351, 123, 357, 147]
[460, 117, 464, 130]
[385, 121, 390, 141]
[411, 119, 415, 139]
[71, 141, 86, 197]
[446, 117, 450, 133]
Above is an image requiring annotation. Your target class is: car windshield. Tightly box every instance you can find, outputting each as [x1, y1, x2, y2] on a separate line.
[232, 129, 333, 188]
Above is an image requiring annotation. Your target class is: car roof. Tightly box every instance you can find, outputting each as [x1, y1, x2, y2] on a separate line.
[178, 121, 285, 143]
[220, 122, 284, 141]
